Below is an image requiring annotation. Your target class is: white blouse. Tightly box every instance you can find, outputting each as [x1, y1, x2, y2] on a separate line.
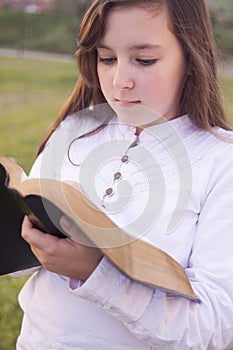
[16, 113, 233, 349]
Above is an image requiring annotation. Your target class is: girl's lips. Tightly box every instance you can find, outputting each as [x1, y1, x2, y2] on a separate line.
[115, 99, 141, 107]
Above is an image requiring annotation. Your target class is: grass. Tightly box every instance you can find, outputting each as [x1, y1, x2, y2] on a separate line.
[0, 276, 28, 350]
[0, 56, 77, 349]
[0, 56, 76, 171]
[0, 56, 233, 349]
[221, 76, 233, 122]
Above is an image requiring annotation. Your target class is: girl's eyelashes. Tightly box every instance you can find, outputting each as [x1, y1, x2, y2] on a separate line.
[98, 56, 158, 66]
[98, 57, 116, 65]
[136, 59, 157, 66]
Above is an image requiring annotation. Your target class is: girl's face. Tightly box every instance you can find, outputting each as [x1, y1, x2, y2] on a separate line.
[97, 6, 186, 125]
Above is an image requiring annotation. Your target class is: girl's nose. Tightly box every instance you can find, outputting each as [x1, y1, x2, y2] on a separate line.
[113, 63, 135, 90]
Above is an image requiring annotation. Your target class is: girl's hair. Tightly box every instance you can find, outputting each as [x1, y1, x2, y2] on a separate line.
[38, 0, 231, 153]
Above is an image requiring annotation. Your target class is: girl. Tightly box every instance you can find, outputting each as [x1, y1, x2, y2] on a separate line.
[17, 0, 233, 349]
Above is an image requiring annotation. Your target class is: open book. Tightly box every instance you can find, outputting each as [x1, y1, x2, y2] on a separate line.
[0, 156, 197, 301]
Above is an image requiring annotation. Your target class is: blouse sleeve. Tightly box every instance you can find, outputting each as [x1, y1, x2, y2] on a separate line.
[69, 146, 233, 349]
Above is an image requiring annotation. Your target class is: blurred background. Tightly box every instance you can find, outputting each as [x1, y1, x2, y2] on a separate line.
[0, 0, 92, 55]
[0, 1, 233, 349]
[0, 0, 232, 57]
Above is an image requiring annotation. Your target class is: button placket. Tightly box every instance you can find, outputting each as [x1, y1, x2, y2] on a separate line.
[101, 137, 139, 208]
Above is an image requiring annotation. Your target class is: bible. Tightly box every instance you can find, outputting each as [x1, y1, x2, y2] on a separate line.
[0, 156, 197, 301]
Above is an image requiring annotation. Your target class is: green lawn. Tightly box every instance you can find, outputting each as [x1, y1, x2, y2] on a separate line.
[221, 76, 233, 122]
[0, 56, 76, 350]
[0, 56, 76, 171]
[0, 56, 233, 350]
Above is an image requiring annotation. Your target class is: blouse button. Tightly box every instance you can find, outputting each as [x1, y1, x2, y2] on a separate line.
[105, 188, 114, 197]
[114, 172, 122, 180]
[121, 155, 129, 163]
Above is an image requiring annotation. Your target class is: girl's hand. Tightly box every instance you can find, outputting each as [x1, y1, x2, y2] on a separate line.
[21, 216, 103, 280]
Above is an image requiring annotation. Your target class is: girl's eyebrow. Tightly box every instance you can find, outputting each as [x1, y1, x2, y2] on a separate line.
[97, 44, 161, 51]
[96, 44, 112, 50]
[130, 44, 161, 51]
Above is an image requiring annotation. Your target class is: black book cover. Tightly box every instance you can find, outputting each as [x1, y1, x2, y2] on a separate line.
[0, 164, 67, 275]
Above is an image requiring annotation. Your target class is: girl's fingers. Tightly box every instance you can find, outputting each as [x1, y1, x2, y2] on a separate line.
[21, 216, 59, 249]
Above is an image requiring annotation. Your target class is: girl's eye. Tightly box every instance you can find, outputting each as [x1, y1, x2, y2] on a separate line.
[98, 57, 116, 65]
[136, 59, 157, 66]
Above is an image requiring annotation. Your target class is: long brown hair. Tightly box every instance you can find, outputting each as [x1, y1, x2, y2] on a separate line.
[38, 0, 231, 153]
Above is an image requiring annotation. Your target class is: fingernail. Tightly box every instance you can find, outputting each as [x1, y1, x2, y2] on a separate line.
[60, 216, 72, 230]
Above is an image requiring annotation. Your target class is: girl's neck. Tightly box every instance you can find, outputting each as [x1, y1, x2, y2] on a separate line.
[135, 115, 178, 136]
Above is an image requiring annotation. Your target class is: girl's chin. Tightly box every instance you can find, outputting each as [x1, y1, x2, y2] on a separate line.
[111, 103, 163, 127]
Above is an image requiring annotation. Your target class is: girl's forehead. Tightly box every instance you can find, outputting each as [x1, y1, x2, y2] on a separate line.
[104, 5, 167, 25]
[100, 6, 172, 47]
